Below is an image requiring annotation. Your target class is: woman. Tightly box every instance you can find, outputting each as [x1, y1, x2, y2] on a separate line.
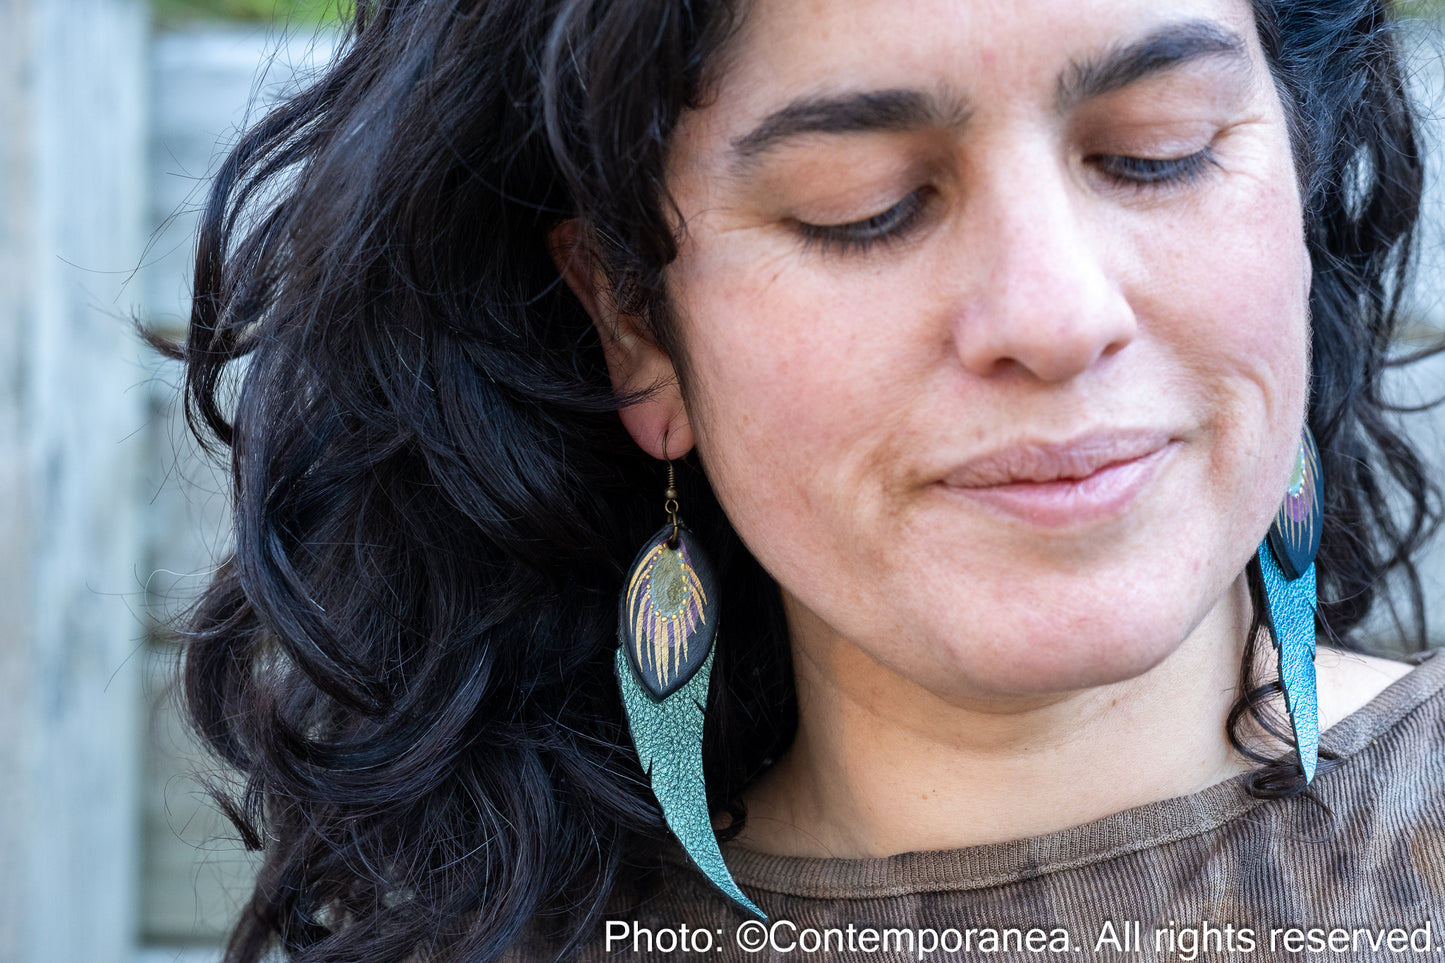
[164, 0, 1444, 959]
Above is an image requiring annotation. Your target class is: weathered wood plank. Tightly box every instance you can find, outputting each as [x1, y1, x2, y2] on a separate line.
[0, 1, 149, 961]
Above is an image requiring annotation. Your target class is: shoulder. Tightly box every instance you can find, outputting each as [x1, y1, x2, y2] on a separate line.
[1312, 646, 1445, 770]
[1313, 646, 1445, 784]
[1314, 646, 1420, 733]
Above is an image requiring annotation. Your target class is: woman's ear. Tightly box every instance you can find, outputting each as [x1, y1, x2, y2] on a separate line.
[548, 219, 694, 459]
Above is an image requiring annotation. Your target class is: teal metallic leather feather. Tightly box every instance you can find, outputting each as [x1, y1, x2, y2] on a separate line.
[1258, 542, 1319, 783]
[615, 645, 765, 919]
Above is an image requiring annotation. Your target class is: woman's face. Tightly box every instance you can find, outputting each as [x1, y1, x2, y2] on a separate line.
[624, 0, 1311, 703]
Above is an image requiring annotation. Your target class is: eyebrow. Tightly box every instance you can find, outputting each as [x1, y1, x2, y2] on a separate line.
[1057, 19, 1248, 109]
[730, 89, 965, 166]
[728, 19, 1250, 167]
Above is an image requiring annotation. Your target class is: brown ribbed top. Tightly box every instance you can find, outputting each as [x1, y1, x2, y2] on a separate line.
[520, 651, 1445, 961]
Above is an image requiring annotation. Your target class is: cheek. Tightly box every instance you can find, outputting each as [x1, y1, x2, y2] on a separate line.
[1141, 171, 1310, 423]
[666, 241, 933, 630]
[1141, 176, 1311, 567]
[669, 242, 908, 493]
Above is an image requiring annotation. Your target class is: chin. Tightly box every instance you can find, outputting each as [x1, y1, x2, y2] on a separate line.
[912, 594, 1217, 703]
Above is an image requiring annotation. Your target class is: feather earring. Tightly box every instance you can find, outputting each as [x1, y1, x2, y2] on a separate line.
[1256, 427, 1323, 783]
[615, 456, 764, 919]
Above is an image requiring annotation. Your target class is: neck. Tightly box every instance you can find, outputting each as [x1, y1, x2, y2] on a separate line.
[737, 574, 1258, 859]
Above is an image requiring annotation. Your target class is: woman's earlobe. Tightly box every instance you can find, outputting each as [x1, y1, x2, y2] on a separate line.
[547, 219, 694, 461]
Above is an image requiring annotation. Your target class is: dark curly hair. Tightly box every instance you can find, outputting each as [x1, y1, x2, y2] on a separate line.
[153, 0, 1442, 959]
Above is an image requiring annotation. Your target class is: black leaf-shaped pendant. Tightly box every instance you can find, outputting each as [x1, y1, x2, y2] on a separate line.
[1266, 429, 1324, 582]
[619, 524, 720, 700]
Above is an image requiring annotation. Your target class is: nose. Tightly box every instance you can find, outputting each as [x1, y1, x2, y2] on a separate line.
[950, 158, 1136, 383]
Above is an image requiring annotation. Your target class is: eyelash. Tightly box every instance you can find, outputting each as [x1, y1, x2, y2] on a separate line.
[1093, 146, 1219, 189]
[796, 188, 931, 256]
[795, 146, 1218, 255]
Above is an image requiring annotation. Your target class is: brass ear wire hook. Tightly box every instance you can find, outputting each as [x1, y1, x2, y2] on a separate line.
[663, 431, 680, 548]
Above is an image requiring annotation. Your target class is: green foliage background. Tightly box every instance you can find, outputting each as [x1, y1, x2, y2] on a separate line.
[152, 0, 349, 23]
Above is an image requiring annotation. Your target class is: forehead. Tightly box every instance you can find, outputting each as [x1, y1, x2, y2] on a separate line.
[705, 0, 1261, 114]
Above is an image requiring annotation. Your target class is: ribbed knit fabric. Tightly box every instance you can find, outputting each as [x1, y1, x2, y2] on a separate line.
[515, 651, 1445, 961]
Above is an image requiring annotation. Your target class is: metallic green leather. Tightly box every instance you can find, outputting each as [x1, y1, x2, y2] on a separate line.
[1258, 543, 1320, 783]
[615, 645, 765, 919]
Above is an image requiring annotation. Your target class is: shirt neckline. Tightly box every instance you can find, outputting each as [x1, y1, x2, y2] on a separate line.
[708, 650, 1445, 899]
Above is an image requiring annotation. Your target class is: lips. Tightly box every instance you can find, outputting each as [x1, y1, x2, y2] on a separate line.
[943, 429, 1173, 488]
[939, 429, 1175, 527]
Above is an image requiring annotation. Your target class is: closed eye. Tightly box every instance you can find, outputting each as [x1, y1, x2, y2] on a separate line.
[1092, 146, 1219, 189]
[796, 188, 932, 255]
